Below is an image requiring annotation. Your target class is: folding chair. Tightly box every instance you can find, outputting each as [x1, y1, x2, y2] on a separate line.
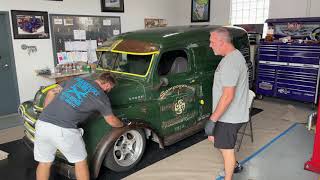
[236, 90, 255, 152]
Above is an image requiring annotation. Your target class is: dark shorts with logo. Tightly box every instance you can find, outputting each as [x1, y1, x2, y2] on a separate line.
[214, 121, 244, 149]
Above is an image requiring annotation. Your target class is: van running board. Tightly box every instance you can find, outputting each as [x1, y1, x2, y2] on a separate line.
[163, 120, 206, 146]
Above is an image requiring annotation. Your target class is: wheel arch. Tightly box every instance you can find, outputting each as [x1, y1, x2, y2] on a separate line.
[90, 121, 164, 179]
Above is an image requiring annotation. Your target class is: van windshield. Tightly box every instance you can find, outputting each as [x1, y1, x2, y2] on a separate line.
[99, 52, 152, 76]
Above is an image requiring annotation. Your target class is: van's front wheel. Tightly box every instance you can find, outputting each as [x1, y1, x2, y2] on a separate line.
[104, 129, 146, 172]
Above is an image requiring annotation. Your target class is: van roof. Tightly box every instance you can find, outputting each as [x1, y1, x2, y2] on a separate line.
[102, 25, 247, 49]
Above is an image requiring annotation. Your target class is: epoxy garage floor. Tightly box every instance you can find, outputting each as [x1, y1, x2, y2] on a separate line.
[0, 97, 319, 180]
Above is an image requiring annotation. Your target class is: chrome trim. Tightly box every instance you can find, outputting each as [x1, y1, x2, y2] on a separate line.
[18, 106, 23, 116]
[276, 82, 315, 89]
[258, 69, 276, 72]
[277, 86, 315, 93]
[258, 75, 276, 78]
[279, 55, 320, 59]
[258, 80, 274, 83]
[24, 122, 35, 135]
[259, 61, 281, 65]
[25, 130, 34, 142]
[259, 54, 277, 56]
[33, 105, 43, 112]
[288, 63, 319, 68]
[22, 113, 36, 126]
[19, 104, 37, 126]
[277, 77, 316, 83]
[279, 49, 320, 53]
[279, 45, 320, 49]
[277, 73, 317, 80]
[277, 70, 317, 76]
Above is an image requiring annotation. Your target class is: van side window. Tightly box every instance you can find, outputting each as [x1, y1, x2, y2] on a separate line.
[158, 50, 188, 76]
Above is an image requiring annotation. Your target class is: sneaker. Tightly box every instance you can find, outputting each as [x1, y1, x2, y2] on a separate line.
[234, 161, 243, 173]
[217, 161, 244, 177]
[218, 170, 225, 177]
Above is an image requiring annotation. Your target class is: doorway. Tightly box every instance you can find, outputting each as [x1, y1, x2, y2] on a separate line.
[0, 12, 20, 116]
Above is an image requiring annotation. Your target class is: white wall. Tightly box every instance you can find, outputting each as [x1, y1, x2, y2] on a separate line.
[0, 0, 181, 102]
[310, 0, 320, 17]
[269, 0, 320, 18]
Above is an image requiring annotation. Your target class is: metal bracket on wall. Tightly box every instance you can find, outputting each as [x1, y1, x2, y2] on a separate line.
[21, 44, 37, 55]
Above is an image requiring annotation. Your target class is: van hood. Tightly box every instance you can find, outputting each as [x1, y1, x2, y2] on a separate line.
[108, 77, 146, 106]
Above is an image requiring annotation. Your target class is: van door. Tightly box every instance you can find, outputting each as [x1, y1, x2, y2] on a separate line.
[156, 50, 198, 136]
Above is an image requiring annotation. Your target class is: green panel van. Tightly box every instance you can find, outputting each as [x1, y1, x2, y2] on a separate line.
[19, 25, 250, 179]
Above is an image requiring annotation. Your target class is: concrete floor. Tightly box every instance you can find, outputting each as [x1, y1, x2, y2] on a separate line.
[0, 97, 316, 180]
[233, 124, 318, 180]
[124, 97, 315, 180]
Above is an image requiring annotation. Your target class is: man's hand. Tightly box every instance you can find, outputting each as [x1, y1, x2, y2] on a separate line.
[209, 114, 218, 122]
[105, 115, 124, 128]
[208, 136, 215, 142]
[43, 85, 63, 108]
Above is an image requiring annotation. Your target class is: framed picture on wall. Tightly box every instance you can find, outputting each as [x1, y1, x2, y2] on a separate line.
[101, 0, 124, 12]
[191, 0, 210, 22]
[11, 10, 50, 39]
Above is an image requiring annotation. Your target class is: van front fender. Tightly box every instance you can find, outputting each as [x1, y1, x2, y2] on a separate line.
[90, 121, 163, 179]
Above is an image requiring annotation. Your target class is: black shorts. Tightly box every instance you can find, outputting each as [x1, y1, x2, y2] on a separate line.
[214, 121, 244, 149]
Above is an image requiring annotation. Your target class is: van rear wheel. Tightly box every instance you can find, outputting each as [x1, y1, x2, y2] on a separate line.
[104, 129, 146, 172]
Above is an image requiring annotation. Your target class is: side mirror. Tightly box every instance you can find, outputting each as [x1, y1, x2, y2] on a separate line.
[160, 77, 169, 87]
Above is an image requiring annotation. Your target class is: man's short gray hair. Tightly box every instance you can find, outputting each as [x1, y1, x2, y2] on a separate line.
[211, 27, 233, 43]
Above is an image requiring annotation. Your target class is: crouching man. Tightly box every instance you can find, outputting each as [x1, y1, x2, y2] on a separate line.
[34, 72, 125, 180]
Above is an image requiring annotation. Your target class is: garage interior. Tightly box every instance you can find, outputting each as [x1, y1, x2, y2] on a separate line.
[1, 0, 320, 180]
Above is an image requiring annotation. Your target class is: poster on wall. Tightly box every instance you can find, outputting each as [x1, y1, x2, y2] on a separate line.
[11, 10, 50, 39]
[191, 0, 210, 22]
[101, 0, 124, 12]
[144, 18, 168, 29]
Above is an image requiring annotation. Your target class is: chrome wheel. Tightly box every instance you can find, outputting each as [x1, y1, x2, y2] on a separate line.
[112, 129, 144, 167]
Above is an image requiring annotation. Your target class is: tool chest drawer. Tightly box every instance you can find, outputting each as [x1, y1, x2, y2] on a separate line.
[256, 43, 320, 104]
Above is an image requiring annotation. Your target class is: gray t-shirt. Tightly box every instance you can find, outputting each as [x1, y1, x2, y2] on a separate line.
[39, 77, 113, 128]
[212, 49, 249, 123]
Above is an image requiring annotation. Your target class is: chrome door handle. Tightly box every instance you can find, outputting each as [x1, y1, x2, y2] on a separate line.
[3, 64, 9, 70]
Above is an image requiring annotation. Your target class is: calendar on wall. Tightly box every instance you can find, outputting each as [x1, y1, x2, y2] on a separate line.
[49, 14, 121, 65]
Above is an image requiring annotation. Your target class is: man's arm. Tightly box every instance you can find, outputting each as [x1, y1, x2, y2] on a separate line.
[210, 86, 235, 122]
[104, 114, 124, 128]
[43, 85, 63, 108]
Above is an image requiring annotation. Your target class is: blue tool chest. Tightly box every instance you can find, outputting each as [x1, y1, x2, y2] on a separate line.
[256, 42, 320, 104]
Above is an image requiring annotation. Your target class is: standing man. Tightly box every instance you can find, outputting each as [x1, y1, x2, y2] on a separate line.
[34, 72, 125, 180]
[208, 27, 249, 180]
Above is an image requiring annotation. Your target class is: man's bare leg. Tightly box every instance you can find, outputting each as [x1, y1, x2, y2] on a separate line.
[36, 162, 52, 180]
[220, 149, 236, 180]
[75, 159, 90, 180]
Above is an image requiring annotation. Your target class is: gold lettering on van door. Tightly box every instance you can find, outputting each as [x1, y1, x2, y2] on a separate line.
[160, 85, 195, 99]
[161, 112, 196, 128]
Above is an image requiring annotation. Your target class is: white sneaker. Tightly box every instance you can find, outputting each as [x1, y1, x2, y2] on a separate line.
[215, 171, 225, 180]
[218, 170, 225, 177]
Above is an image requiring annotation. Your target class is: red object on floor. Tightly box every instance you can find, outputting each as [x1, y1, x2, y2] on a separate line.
[305, 100, 320, 173]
